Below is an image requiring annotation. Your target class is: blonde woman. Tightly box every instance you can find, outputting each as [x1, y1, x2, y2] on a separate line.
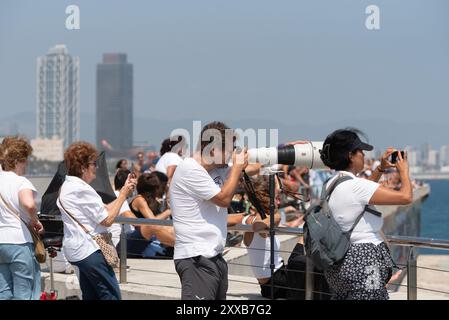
[0, 136, 43, 300]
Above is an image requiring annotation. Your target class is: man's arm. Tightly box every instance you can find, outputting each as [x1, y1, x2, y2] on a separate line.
[211, 149, 248, 207]
[211, 166, 245, 207]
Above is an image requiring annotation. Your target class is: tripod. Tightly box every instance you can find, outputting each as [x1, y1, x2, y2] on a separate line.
[40, 237, 63, 300]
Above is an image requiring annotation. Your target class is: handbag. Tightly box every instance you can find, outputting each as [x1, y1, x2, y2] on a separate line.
[57, 198, 119, 268]
[0, 193, 46, 263]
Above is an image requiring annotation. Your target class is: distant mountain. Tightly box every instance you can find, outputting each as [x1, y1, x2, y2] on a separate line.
[1, 111, 448, 151]
[0, 111, 95, 143]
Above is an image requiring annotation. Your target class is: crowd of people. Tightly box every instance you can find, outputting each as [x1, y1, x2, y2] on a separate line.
[0, 123, 419, 300]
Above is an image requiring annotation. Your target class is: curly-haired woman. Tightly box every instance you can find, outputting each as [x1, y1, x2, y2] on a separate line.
[57, 142, 136, 300]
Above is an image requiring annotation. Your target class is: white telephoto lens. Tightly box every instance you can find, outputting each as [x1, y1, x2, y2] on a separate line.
[248, 147, 278, 166]
[292, 141, 326, 169]
[248, 141, 326, 169]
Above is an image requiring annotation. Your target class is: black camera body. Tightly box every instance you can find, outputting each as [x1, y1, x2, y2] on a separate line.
[390, 150, 405, 164]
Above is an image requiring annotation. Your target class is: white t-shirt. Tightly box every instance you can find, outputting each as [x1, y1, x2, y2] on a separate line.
[169, 157, 230, 260]
[57, 176, 109, 262]
[109, 190, 135, 246]
[327, 171, 383, 244]
[0, 171, 37, 244]
[155, 152, 182, 176]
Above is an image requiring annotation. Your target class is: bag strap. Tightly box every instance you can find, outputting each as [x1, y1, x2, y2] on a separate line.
[0, 192, 30, 227]
[320, 174, 353, 201]
[347, 205, 382, 237]
[321, 174, 383, 234]
[57, 197, 91, 235]
[365, 206, 382, 217]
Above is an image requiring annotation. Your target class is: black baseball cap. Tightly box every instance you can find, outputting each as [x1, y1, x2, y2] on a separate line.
[350, 136, 373, 152]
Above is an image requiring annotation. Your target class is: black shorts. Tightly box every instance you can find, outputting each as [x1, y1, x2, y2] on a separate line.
[175, 254, 228, 300]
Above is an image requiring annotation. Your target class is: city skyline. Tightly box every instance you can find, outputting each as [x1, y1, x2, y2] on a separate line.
[1, 2, 449, 135]
[1, 1, 449, 151]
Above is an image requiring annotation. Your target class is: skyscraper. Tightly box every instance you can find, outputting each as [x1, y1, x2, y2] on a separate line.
[96, 53, 133, 150]
[37, 45, 80, 148]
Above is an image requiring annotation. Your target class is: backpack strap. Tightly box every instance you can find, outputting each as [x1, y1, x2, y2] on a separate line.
[322, 174, 383, 235]
[320, 175, 353, 201]
[346, 205, 382, 235]
[364, 205, 382, 217]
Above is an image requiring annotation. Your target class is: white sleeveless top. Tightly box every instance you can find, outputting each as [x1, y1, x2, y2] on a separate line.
[244, 217, 283, 279]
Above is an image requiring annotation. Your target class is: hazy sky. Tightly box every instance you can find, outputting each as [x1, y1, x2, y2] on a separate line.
[1, 0, 449, 147]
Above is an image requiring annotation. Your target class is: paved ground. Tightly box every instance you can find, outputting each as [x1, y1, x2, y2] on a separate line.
[389, 254, 449, 300]
[41, 249, 449, 300]
[42, 257, 264, 300]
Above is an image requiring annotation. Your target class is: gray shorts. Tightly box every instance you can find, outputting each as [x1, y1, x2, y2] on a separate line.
[175, 254, 228, 300]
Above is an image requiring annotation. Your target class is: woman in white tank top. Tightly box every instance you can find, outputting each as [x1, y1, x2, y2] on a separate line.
[241, 175, 288, 299]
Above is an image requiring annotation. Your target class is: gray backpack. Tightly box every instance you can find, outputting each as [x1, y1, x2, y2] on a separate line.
[303, 174, 381, 271]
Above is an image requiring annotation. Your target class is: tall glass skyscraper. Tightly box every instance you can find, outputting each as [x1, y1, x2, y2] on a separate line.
[96, 53, 133, 150]
[36, 45, 80, 148]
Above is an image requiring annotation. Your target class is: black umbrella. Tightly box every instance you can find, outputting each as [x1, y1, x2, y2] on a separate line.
[90, 152, 117, 204]
[40, 151, 117, 217]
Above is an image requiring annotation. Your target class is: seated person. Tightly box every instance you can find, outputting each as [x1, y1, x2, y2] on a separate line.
[242, 175, 331, 300]
[119, 172, 175, 258]
[240, 175, 288, 299]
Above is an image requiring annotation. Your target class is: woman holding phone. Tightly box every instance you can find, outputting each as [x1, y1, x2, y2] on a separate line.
[57, 142, 137, 300]
[291, 129, 412, 300]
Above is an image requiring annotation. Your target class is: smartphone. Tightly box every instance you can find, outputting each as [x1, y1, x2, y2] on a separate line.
[390, 151, 405, 164]
[130, 162, 136, 179]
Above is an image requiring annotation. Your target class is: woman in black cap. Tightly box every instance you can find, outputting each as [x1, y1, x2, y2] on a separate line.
[317, 128, 412, 300]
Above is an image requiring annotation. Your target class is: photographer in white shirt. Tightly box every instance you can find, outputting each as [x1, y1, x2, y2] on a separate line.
[169, 121, 249, 300]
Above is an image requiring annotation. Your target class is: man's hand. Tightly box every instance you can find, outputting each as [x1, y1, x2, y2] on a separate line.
[232, 147, 248, 171]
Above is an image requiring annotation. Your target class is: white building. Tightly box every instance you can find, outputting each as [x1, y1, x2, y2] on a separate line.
[439, 145, 449, 167]
[406, 149, 419, 167]
[30, 138, 64, 162]
[428, 149, 439, 167]
[37, 45, 79, 149]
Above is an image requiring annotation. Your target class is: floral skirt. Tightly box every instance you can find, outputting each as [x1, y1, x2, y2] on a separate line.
[324, 242, 394, 300]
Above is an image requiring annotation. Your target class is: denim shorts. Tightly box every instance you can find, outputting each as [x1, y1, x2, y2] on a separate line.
[0, 242, 41, 300]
